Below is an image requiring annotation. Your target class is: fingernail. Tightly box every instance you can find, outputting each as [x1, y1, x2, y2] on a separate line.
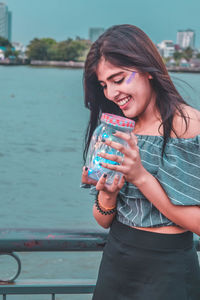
[103, 173, 107, 178]
[112, 130, 116, 134]
[85, 166, 88, 171]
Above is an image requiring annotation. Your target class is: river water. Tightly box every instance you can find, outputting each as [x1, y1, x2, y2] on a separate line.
[0, 66, 200, 299]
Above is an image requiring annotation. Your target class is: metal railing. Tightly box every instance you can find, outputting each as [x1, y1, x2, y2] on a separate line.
[0, 228, 199, 299]
[0, 228, 107, 299]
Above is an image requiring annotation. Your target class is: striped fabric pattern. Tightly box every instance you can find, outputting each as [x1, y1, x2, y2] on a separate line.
[82, 134, 200, 227]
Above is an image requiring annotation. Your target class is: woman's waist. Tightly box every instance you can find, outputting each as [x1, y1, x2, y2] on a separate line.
[117, 214, 187, 234]
[131, 225, 188, 234]
[111, 219, 193, 250]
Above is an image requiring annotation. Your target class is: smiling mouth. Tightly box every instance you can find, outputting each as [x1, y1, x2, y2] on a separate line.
[117, 96, 131, 107]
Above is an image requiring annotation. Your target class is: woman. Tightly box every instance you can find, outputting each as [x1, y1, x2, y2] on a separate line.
[81, 24, 200, 299]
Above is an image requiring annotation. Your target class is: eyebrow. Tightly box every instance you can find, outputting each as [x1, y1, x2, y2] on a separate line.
[98, 71, 124, 83]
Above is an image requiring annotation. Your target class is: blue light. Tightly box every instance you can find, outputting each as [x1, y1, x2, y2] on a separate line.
[88, 169, 93, 175]
[102, 132, 109, 139]
[93, 156, 101, 164]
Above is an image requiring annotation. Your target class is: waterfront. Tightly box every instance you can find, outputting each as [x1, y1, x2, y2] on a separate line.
[1, 60, 200, 73]
[0, 66, 101, 300]
[0, 66, 200, 299]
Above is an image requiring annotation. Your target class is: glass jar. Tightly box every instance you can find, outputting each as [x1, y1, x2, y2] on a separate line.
[86, 113, 135, 185]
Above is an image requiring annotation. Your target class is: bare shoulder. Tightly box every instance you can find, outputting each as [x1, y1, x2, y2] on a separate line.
[172, 104, 200, 138]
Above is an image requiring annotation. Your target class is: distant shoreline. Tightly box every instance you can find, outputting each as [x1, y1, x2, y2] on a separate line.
[1, 60, 200, 73]
[0, 60, 85, 68]
[167, 67, 200, 73]
[30, 60, 85, 68]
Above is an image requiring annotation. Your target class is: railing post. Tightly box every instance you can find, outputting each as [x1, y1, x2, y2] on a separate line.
[3, 295, 6, 300]
[51, 294, 55, 300]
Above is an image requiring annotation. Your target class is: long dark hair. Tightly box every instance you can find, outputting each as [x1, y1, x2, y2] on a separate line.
[83, 24, 188, 162]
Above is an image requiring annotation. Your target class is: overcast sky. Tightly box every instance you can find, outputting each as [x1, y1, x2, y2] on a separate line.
[4, 0, 200, 48]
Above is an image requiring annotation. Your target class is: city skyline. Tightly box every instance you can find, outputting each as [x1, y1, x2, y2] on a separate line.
[0, 2, 12, 41]
[3, 0, 200, 48]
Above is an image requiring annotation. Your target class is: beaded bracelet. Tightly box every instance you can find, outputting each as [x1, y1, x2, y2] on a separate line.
[99, 199, 116, 210]
[95, 193, 117, 215]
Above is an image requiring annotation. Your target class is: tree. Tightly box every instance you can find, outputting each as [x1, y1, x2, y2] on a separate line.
[182, 47, 193, 60]
[53, 39, 90, 61]
[173, 51, 183, 60]
[26, 38, 56, 60]
[4, 49, 19, 59]
[0, 36, 12, 47]
[26, 37, 91, 61]
[65, 40, 90, 61]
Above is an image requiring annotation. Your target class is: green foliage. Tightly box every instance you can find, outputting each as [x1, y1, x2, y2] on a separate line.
[173, 51, 183, 60]
[0, 36, 19, 59]
[4, 48, 13, 58]
[173, 47, 195, 65]
[182, 47, 193, 60]
[0, 36, 12, 47]
[197, 53, 200, 59]
[4, 49, 19, 58]
[26, 37, 91, 61]
[26, 38, 56, 60]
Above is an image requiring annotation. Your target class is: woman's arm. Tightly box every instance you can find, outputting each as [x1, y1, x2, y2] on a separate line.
[81, 167, 125, 228]
[134, 169, 200, 235]
[93, 191, 117, 229]
[98, 129, 200, 235]
[135, 107, 200, 234]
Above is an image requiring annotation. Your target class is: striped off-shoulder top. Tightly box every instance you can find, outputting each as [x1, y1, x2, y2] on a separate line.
[81, 134, 200, 228]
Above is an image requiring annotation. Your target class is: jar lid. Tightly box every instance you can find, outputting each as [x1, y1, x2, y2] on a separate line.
[101, 113, 135, 129]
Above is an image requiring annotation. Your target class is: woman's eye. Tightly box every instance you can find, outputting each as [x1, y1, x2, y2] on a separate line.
[114, 78, 124, 84]
[100, 78, 124, 90]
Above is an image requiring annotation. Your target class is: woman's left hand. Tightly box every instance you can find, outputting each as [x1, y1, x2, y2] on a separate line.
[98, 131, 147, 186]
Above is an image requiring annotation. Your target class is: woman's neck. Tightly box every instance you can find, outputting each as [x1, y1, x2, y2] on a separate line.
[134, 109, 162, 136]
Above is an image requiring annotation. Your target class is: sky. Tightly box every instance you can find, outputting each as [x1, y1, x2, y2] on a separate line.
[4, 0, 200, 48]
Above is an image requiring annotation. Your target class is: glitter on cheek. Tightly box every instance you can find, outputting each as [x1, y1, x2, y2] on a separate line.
[126, 72, 136, 84]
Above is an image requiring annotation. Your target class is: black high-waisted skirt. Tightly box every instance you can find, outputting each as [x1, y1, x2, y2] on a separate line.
[92, 219, 200, 300]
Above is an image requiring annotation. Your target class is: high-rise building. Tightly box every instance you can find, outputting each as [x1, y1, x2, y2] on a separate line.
[0, 2, 12, 41]
[89, 28, 104, 43]
[176, 30, 195, 49]
[7, 10, 12, 41]
[157, 40, 175, 58]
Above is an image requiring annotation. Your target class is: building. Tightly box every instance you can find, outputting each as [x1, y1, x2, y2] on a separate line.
[12, 41, 27, 60]
[176, 29, 195, 49]
[189, 58, 200, 68]
[157, 40, 175, 58]
[12, 42, 26, 53]
[7, 9, 11, 41]
[89, 28, 104, 43]
[0, 48, 5, 59]
[0, 2, 12, 41]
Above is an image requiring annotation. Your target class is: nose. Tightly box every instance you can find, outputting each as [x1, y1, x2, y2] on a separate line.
[105, 84, 119, 101]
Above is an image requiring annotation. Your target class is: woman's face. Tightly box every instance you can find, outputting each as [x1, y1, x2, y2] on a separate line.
[96, 58, 156, 120]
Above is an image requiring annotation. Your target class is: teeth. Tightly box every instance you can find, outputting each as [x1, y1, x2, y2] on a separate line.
[118, 96, 131, 106]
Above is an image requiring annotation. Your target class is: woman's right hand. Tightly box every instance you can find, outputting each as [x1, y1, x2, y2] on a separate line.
[82, 166, 125, 228]
[81, 166, 125, 198]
